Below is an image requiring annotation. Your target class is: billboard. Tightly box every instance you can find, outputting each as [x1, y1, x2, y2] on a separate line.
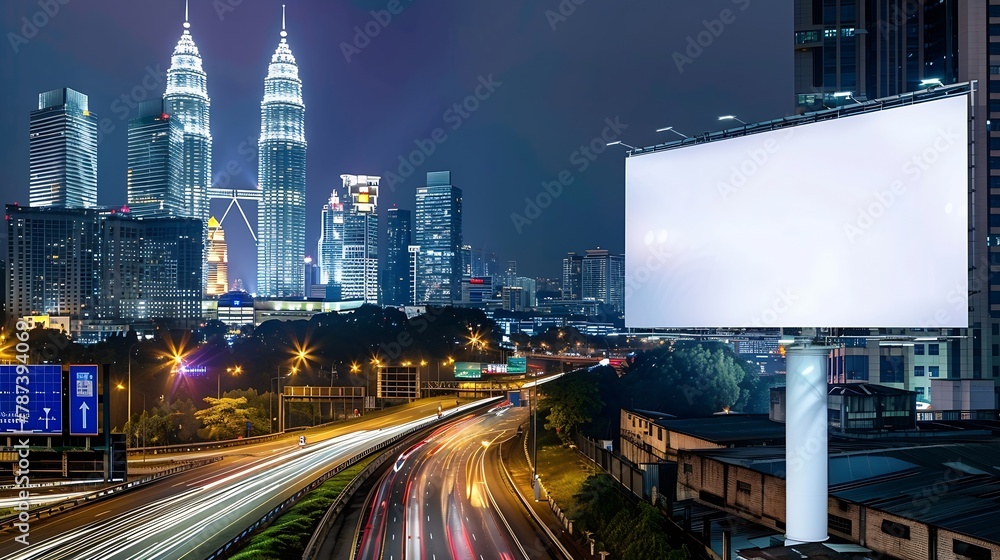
[0, 365, 63, 434]
[454, 362, 483, 379]
[507, 357, 527, 374]
[625, 93, 969, 328]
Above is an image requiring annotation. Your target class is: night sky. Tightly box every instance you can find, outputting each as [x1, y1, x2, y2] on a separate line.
[1, 0, 790, 287]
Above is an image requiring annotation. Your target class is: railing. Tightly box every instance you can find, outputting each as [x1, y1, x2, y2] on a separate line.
[126, 432, 286, 456]
[0, 457, 221, 530]
[917, 409, 1000, 422]
[301, 435, 416, 560]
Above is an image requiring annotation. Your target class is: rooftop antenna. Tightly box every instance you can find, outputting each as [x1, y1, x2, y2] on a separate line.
[280, 4, 287, 40]
[183, 0, 190, 31]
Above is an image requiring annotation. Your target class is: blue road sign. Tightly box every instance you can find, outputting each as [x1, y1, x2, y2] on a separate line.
[69, 365, 98, 436]
[0, 365, 62, 434]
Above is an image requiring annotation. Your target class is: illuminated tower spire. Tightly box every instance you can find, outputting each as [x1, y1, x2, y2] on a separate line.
[165, 0, 212, 290]
[257, 3, 307, 297]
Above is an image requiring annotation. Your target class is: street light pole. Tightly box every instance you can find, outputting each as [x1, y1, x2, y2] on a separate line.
[127, 341, 140, 446]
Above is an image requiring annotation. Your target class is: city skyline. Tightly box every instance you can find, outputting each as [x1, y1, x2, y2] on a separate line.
[0, 1, 791, 282]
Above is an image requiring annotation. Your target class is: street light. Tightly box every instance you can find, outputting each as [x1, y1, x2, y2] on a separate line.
[718, 115, 747, 125]
[833, 91, 863, 105]
[127, 340, 141, 443]
[606, 140, 638, 150]
[272, 366, 298, 433]
[222, 366, 242, 399]
[655, 126, 689, 139]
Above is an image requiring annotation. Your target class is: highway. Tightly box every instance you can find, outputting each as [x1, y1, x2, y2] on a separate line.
[357, 405, 561, 560]
[0, 399, 491, 560]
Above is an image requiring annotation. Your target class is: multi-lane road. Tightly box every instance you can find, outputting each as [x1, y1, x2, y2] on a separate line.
[0, 399, 487, 560]
[357, 405, 564, 560]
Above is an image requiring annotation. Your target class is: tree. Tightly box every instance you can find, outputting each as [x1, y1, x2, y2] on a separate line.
[542, 372, 603, 442]
[195, 396, 268, 440]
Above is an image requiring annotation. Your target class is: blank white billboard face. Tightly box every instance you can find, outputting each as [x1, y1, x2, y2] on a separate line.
[625, 94, 969, 328]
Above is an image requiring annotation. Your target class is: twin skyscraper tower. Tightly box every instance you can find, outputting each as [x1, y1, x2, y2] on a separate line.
[132, 1, 307, 297]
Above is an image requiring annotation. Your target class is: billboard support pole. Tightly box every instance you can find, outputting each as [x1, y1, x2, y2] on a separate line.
[102, 363, 111, 482]
[784, 340, 830, 545]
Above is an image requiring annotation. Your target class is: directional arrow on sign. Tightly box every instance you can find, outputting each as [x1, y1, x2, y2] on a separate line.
[79, 402, 90, 430]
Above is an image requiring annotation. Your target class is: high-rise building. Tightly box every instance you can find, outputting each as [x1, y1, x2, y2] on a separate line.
[102, 213, 202, 321]
[582, 249, 625, 313]
[7, 204, 203, 338]
[126, 100, 185, 218]
[562, 252, 584, 300]
[318, 187, 345, 287]
[794, 0, 993, 381]
[383, 207, 412, 306]
[460, 245, 472, 278]
[28, 88, 98, 208]
[793, 0, 960, 112]
[341, 174, 379, 303]
[414, 171, 462, 305]
[206, 216, 228, 296]
[257, 6, 306, 297]
[6, 205, 102, 325]
[164, 2, 211, 289]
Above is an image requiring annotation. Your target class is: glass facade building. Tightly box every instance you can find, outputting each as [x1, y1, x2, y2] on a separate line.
[795, 0, 995, 383]
[414, 171, 463, 305]
[163, 10, 211, 221]
[164, 8, 212, 289]
[581, 249, 625, 313]
[257, 12, 307, 297]
[318, 187, 345, 288]
[561, 252, 584, 300]
[206, 216, 229, 296]
[341, 174, 379, 303]
[28, 88, 98, 209]
[383, 207, 412, 306]
[126, 100, 185, 218]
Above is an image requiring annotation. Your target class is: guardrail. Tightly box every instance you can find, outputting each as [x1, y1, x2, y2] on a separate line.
[0, 457, 221, 531]
[126, 432, 285, 456]
[205, 398, 502, 560]
[301, 434, 416, 560]
[206, 425, 424, 560]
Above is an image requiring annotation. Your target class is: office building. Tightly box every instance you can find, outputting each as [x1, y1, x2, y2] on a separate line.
[383, 207, 412, 306]
[28, 88, 98, 209]
[794, 0, 993, 382]
[561, 252, 584, 300]
[6, 205, 102, 326]
[582, 249, 625, 313]
[7, 205, 202, 337]
[318, 187, 345, 287]
[341, 174, 379, 303]
[257, 7, 307, 297]
[205, 216, 228, 296]
[126, 99, 185, 218]
[414, 171, 462, 305]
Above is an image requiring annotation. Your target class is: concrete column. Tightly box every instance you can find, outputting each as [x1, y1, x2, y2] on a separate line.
[784, 343, 830, 545]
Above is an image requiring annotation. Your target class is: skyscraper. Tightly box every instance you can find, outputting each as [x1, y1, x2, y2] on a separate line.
[341, 174, 379, 303]
[793, 1, 960, 112]
[28, 88, 98, 208]
[383, 207, 412, 306]
[7, 205, 102, 324]
[582, 249, 625, 313]
[206, 216, 229, 296]
[794, 0, 992, 380]
[126, 99, 185, 218]
[414, 171, 462, 305]
[318, 187, 345, 287]
[562, 252, 584, 300]
[257, 6, 307, 297]
[164, 0, 211, 223]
